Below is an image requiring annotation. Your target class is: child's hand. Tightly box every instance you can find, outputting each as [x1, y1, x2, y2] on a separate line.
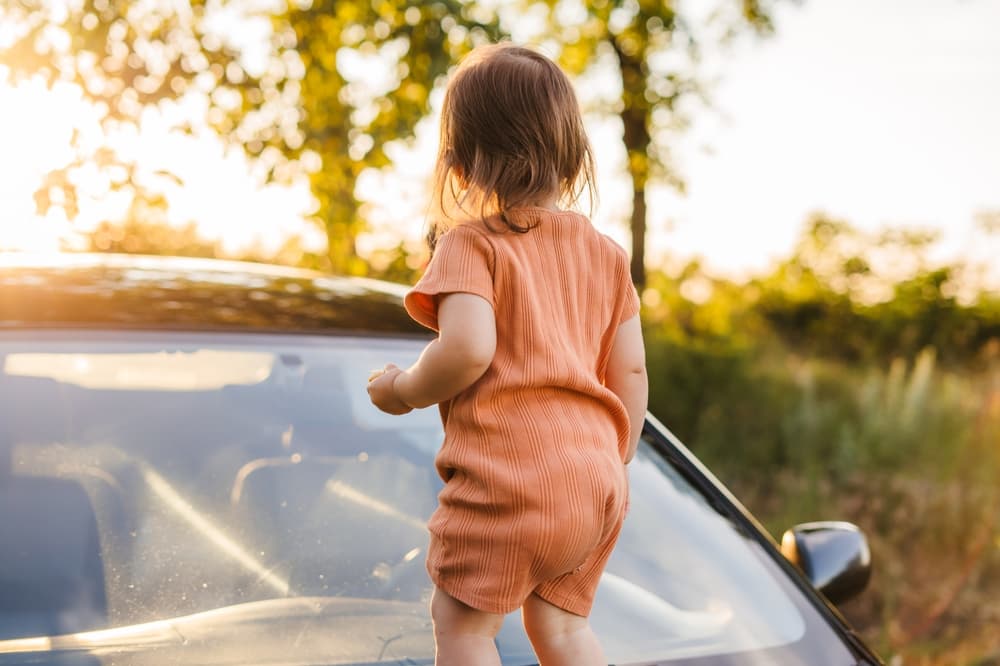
[367, 364, 413, 415]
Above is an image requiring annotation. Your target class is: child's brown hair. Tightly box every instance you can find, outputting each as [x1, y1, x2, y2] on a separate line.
[428, 43, 597, 250]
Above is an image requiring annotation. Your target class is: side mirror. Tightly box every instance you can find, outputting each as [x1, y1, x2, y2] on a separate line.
[780, 521, 871, 606]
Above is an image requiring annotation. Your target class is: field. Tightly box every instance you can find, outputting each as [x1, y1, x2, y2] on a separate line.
[640, 230, 1000, 663]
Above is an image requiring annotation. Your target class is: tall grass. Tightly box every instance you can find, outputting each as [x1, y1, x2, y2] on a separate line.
[645, 333, 1000, 662]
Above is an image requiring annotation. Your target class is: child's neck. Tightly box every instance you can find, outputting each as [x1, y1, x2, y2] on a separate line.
[525, 195, 560, 212]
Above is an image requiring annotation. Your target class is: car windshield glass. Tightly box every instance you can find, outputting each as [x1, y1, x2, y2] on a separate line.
[0, 332, 855, 665]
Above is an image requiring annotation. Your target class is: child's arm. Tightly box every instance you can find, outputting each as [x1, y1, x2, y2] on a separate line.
[393, 292, 496, 409]
[606, 314, 647, 464]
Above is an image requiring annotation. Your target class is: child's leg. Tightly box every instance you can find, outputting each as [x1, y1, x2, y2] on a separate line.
[430, 586, 504, 666]
[521, 592, 606, 666]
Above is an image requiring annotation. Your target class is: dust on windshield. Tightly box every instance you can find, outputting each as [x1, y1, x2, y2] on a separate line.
[0, 332, 850, 665]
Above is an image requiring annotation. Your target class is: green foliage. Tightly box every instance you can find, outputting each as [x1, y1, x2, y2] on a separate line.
[754, 214, 1000, 365]
[0, 0, 503, 273]
[638, 213, 999, 488]
[1, 0, 241, 117]
[274, 0, 503, 273]
[362, 241, 424, 285]
[637, 214, 1000, 661]
[82, 218, 217, 257]
[77, 215, 330, 270]
[531, 0, 785, 286]
[1, 0, 263, 229]
[1, 0, 786, 284]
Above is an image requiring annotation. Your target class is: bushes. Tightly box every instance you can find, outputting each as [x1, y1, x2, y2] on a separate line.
[639, 225, 1000, 662]
[641, 215, 999, 484]
[645, 312, 998, 486]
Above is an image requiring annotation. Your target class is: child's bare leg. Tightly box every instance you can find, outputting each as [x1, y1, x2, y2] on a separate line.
[430, 586, 504, 666]
[521, 592, 606, 666]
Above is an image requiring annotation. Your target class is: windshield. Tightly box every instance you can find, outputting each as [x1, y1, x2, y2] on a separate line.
[0, 331, 856, 665]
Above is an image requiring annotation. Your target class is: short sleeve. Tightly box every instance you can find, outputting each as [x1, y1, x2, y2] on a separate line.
[404, 226, 496, 331]
[620, 275, 640, 324]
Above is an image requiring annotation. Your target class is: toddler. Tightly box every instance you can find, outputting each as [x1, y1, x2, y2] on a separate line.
[368, 42, 647, 666]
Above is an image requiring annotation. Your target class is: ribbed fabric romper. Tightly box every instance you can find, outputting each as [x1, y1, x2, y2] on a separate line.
[404, 208, 640, 617]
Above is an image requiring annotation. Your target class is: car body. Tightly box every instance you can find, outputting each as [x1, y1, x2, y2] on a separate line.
[0, 253, 880, 665]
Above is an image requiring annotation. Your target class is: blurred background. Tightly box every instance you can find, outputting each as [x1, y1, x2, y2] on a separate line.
[1, 0, 998, 662]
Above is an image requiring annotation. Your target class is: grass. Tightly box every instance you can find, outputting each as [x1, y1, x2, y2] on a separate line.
[649, 342, 1000, 664]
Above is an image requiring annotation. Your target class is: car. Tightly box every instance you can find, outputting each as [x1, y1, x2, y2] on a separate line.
[0, 253, 880, 665]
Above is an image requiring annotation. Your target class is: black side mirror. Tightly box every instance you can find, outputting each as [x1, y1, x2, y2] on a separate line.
[780, 521, 871, 606]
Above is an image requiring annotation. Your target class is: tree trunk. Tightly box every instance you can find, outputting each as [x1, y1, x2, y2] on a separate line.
[628, 175, 647, 290]
[619, 99, 651, 290]
[614, 44, 651, 290]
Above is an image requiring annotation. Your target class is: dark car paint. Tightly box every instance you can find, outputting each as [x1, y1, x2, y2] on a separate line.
[0, 254, 426, 337]
[640, 416, 881, 665]
[0, 253, 881, 665]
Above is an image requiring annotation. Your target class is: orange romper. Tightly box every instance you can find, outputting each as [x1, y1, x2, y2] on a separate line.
[404, 208, 640, 617]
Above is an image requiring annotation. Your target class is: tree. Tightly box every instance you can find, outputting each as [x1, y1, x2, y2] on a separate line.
[0, 0, 502, 272]
[534, 0, 783, 288]
[277, 1, 502, 273]
[82, 218, 218, 258]
[1, 0, 258, 239]
[752, 214, 1000, 365]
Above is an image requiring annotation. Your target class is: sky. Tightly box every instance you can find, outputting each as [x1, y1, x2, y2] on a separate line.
[1, 0, 998, 284]
[650, 0, 1000, 279]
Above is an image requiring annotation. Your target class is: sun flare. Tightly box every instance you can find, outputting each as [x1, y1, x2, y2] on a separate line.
[0, 79, 80, 252]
